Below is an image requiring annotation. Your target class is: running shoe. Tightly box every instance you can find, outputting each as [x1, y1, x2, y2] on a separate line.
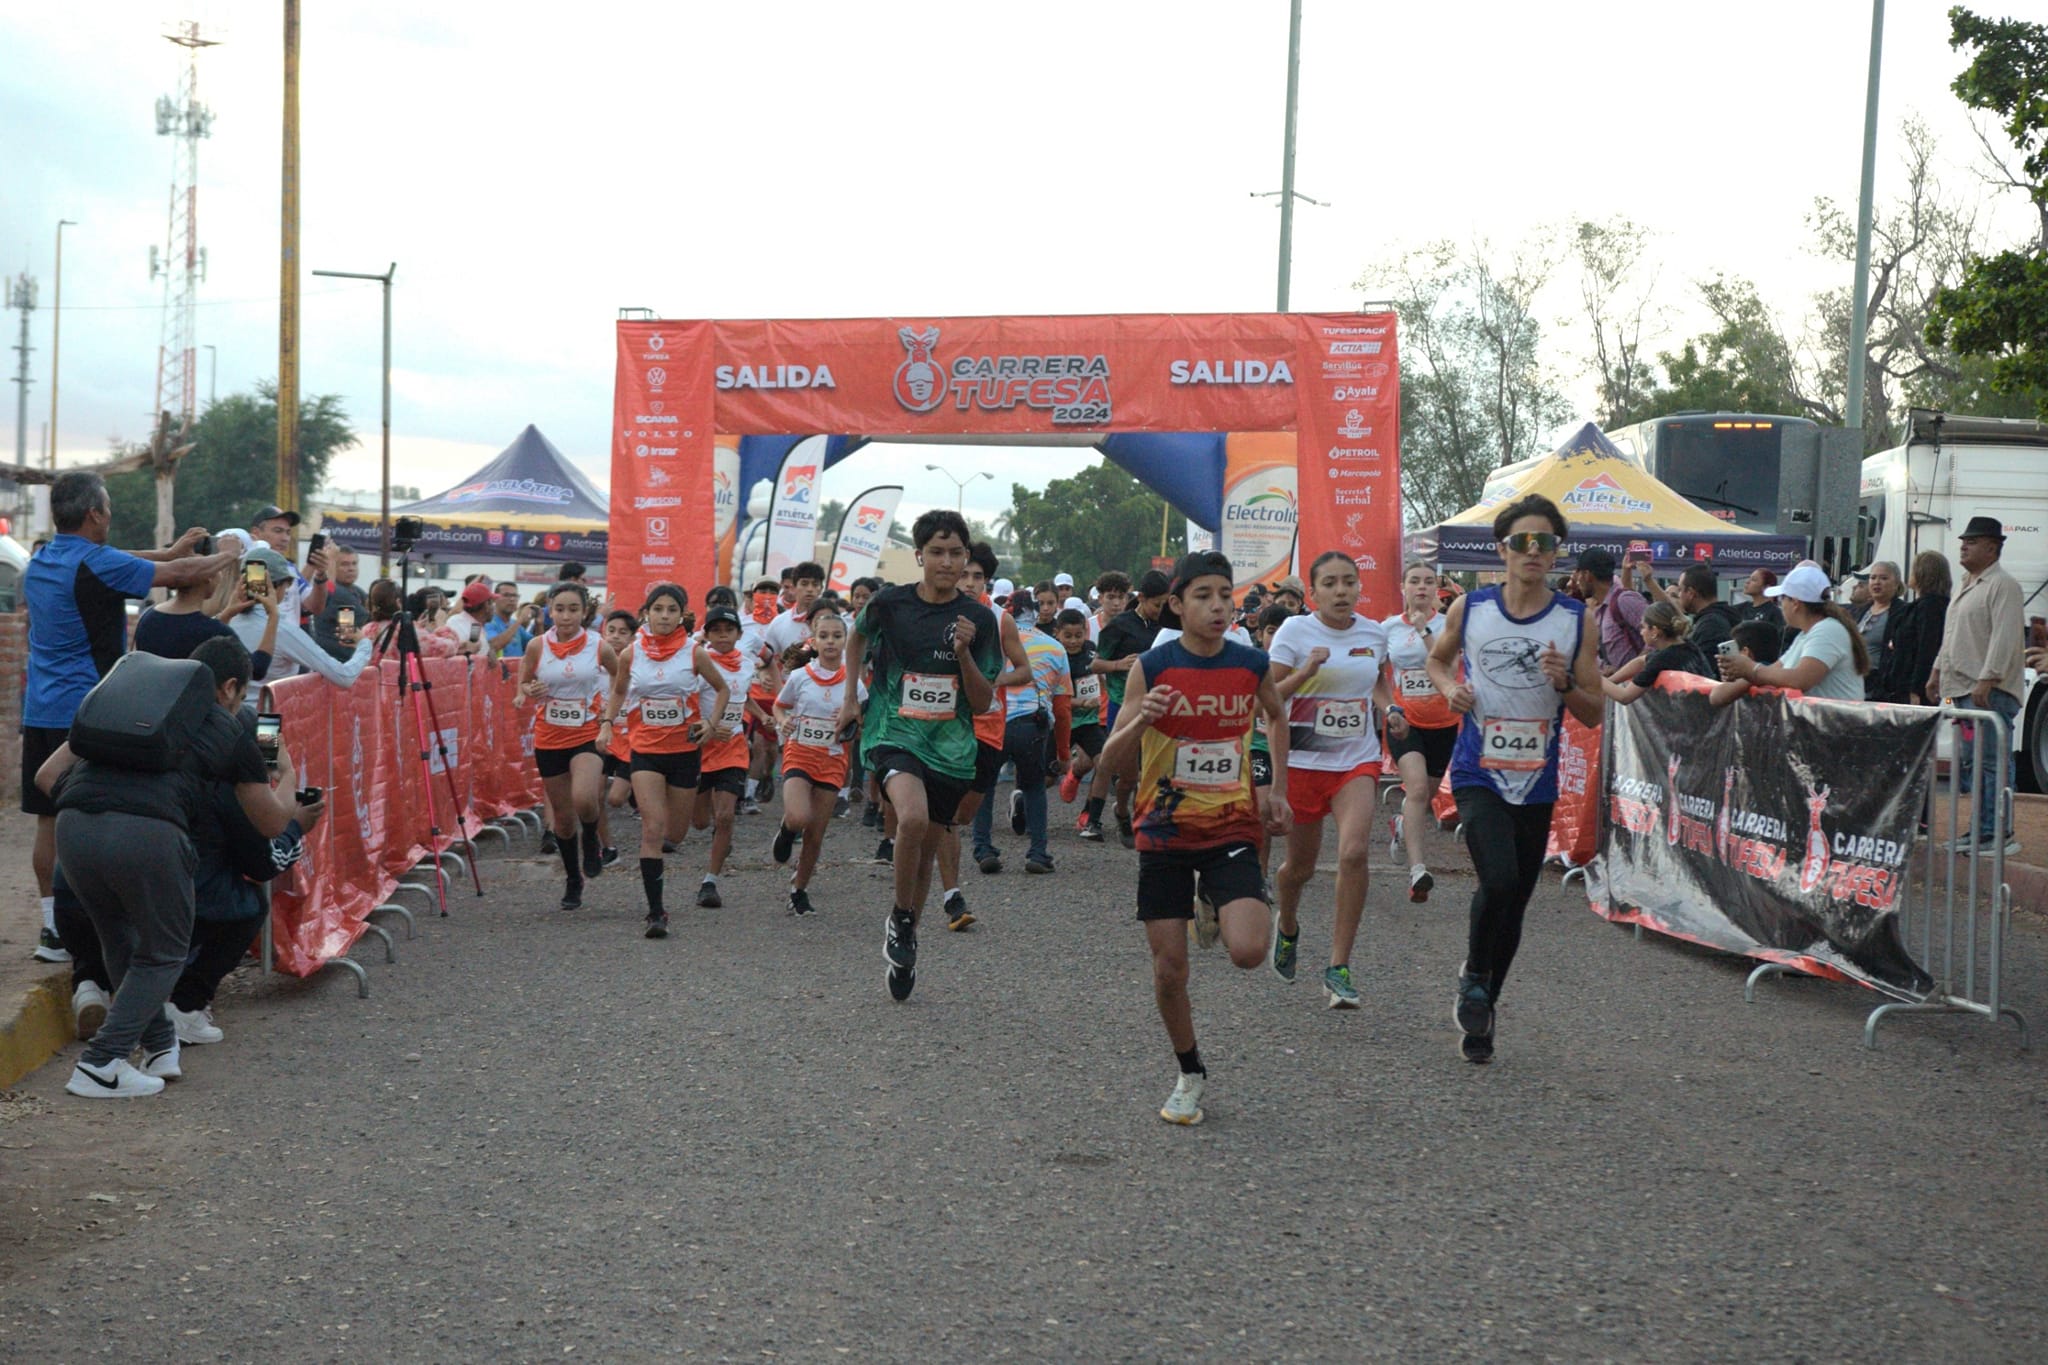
[601, 846, 621, 867]
[645, 911, 670, 939]
[788, 888, 814, 917]
[1059, 770, 1081, 804]
[772, 822, 797, 865]
[1455, 965, 1495, 1045]
[944, 889, 975, 931]
[1269, 907, 1298, 983]
[740, 798, 762, 816]
[1193, 892, 1220, 950]
[65, 1057, 163, 1099]
[976, 850, 1003, 875]
[164, 1001, 221, 1045]
[1115, 810, 1135, 849]
[1388, 813, 1404, 863]
[1025, 854, 1055, 875]
[540, 830, 559, 855]
[73, 982, 110, 1040]
[1409, 865, 1434, 903]
[696, 877, 722, 909]
[884, 911, 917, 1001]
[560, 879, 584, 911]
[1160, 1071, 1205, 1126]
[834, 794, 850, 819]
[1077, 815, 1105, 842]
[1009, 790, 1027, 836]
[862, 804, 882, 830]
[1461, 1031, 1496, 1065]
[1323, 964, 1361, 1010]
[140, 1040, 182, 1081]
[33, 928, 70, 963]
[873, 837, 895, 865]
[662, 840, 679, 854]
[580, 834, 604, 880]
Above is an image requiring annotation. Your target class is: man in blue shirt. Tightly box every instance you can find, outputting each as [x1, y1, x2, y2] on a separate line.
[21, 471, 237, 961]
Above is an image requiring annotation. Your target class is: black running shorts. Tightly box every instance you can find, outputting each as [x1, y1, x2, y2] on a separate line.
[1136, 841, 1267, 922]
[696, 764, 746, 797]
[630, 748, 701, 789]
[871, 744, 970, 826]
[1388, 721, 1457, 778]
[602, 752, 631, 783]
[970, 739, 1005, 796]
[1069, 723, 1106, 759]
[20, 725, 67, 817]
[536, 742, 600, 780]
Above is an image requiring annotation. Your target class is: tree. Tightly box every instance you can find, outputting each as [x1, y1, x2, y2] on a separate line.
[103, 383, 357, 550]
[1001, 462, 1180, 583]
[1926, 7, 2048, 422]
[814, 498, 847, 546]
[1642, 274, 1818, 420]
[1573, 218, 1664, 428]
[1362, 238, 1573, 527]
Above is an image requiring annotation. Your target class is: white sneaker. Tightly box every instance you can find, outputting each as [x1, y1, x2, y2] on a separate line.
[1408, 864, 1434, 904]
[165, 1002, 223, 1045]
[140, 1040, 182, 1081]
[65, 1057, 164, 1098]
[1388, 813, 1404, 862]
[1160, 1071, 1205, 1126]
[72, 981, 110, 1040]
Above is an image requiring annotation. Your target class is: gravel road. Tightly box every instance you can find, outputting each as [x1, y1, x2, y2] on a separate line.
[3, 799, 2044, 1362]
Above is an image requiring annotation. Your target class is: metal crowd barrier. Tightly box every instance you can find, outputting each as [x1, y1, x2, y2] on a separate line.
[1747, 705, 2029, 1049]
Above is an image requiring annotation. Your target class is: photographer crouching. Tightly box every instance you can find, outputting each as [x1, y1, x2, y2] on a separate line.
[35, 637, 301, 1098]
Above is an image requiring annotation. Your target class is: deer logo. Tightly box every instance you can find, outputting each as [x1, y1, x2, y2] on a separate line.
[1798, 779, 1831, 894]
[893, 326, 945, 413]
[1666, 754, 1683, 846]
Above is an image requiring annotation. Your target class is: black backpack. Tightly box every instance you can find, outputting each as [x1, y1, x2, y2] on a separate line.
[69, 652, 217, 773]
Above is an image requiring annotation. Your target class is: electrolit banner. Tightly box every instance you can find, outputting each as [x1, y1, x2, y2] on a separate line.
[828, 485, 905, 592]
[713, 436, 740, 588]
[1219, 431, 1299, 592]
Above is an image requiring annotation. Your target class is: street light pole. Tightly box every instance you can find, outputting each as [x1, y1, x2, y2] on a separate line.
[313, 263, 396, 573]
[1845, 0, 1885, 439]
[924, 463, 991, 512]
[202, 344, 216, 406]
[48, 219, 74, 469]
[1276, 0, 1303, 312]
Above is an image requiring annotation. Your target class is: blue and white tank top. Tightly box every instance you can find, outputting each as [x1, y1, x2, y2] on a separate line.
[1448, 587, 1585, 805]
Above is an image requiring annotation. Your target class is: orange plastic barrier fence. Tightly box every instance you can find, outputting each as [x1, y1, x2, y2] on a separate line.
[264, 657, 542, 977]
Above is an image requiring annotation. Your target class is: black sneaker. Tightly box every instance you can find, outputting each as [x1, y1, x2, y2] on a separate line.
[834, 795, 850, 819]
[644, 912, 669, 939]
[540, 831, 560, 855]
[885, 911, 917, 1001]
[1455, 967, 1495, 1064]
[560, 879, 584, 911]
[976, 850, 1003, 875]
[788, 887, 815, 917]
[1115, 811, 1135, 849]
[862, 804, 882, 830]
[873, 838, 895, 865]
[1077, 816, 1105, 843]
[1025, 854, 1055, 875]
[602, 845, 620, 867]
[697, 878, 722, 909]
[772, 823, 797, 865]
[662, 840, 679, 854]
[944, 889, 974, 931]
[581, 836, 604, 880]
[1009, 789, 1027, 836]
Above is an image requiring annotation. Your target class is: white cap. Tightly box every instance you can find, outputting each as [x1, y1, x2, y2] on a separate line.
[991, 577, 1014, 600]
[1063, 595, 1087, 613]
[1053, 571, 1074, 588]
[1764, 562, 1831, 604]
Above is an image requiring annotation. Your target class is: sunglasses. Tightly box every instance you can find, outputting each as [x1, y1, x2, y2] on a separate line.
[1501, 532, 1560, 555]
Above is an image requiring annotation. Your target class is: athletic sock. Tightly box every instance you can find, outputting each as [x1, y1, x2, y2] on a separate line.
[639, 857, 664, 914]
[944, 886, 962, 902]
[40, 896, 56, 936]
[558, 838, 581, 882]
[1084, 796, 1106, 823]
[1176, 1046, 1206, 1077]
[702, 872, 717, 885]
[580, 820, 600, 854]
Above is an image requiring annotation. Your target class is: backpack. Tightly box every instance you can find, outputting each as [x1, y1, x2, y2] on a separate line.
[68, 652, 218, 773]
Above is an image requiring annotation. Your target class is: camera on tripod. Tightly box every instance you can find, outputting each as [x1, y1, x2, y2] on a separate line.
[392, 515, 425, 554]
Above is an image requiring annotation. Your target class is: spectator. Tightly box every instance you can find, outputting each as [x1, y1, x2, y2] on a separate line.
[228, 546, 376, 687]
[1671, 565, 1740, 658]
[1709, 619, 1788, 707]
[134, 551, 279, 678]
[38, 635, 295, 1098]
[1572, 547, 1646, 675]
[1602, 602, 1712, 705]
[1857, 561, 1903, 700]
[451, 581, 502, 656]
[1930, 517, 2024, 854]
[1715, 563, 1868, 702]
[1873, 550, 1953, 706]
[21, 471, 237, 962]
[245, 505, 326, 623]
[1737, 569, 1783, 631]
[312, 548, 368, 660]
[484, 579, 534, 656]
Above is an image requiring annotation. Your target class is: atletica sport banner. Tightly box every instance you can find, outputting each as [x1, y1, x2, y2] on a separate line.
[763, 435, 828, 580]
[828, 484, 904, 593]
[1587, 674, 1939, 997]
[608, 313, 1401, 612]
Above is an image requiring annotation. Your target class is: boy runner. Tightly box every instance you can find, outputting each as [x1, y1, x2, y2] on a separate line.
[1055, 608, 1105, 806]
[1427, 493, 1601, 1063]
[1082, 569, 1168, 845]
[838, 511, 1002, 1002]
[1102, 552, 1291, 1125]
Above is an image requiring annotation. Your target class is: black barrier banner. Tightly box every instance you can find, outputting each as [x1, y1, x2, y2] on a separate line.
[1587, 675, 1939, 998]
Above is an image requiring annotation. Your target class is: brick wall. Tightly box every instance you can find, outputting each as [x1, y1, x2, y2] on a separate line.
[0, 610, 24, 784]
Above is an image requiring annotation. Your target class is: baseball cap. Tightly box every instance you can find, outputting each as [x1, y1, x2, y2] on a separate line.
[249, 504, 300, 528]
[459, 581, 493, 610]
[703, 605, 742, 630]
[991, 577, 1015, 601]
[1062, 595, 1088, 613]
[1053, 571, 1074, 588]
[241, 545, 293, 581]
[1577, 547, 1617, 579]
[1272, 575, 1304, 597]
[1169, 551, 1234, 597]
[1136, 570, 1171, 599]
[1764, 562, 1831, 604]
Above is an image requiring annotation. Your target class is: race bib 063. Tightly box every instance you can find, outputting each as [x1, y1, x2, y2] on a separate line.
[1312, 699, 1370, 738]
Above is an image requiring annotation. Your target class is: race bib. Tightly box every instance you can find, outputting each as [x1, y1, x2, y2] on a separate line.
[1480, 717, 1549, 771]
[1397, 667, 1433, 698]
[543, 698, 587, 728]
[640, 699, 684, 728]
[1313, 699, 1370, 739]
[1075, 674, 1102, 706]
[1172, 739, 1242, 793]
[899, 672, 958, 721]
[794, 714, 839, 748]
[719, 696, 746, 731]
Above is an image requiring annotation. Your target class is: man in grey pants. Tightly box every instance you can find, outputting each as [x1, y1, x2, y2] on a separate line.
[36, 636, 297, 1098]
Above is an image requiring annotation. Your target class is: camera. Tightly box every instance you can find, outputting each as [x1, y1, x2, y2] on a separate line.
[392, 515, 425, 553]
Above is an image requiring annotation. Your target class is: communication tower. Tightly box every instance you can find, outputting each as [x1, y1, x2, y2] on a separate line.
[7, 273, 36, 470]
[151, 18, 219, 426]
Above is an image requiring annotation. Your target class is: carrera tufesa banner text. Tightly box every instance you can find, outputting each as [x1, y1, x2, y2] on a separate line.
[1586, 676, 1938, 997]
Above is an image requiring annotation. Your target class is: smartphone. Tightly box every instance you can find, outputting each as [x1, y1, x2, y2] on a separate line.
[338, 608, 356, 629]
[1716, 639, 1738, 656]
[308, 531, 328, 556]
[294, 787, 322, 805]
[197, 534, 215, 557]
[245, 561, 267, 588]
[836, 719, 860, 744]
[255, 713, 283, 766]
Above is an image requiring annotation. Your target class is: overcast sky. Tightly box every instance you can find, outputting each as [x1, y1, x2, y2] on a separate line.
[3, 1, 2037, 528]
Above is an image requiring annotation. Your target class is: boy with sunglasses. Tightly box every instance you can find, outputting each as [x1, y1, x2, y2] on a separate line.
[1426, 496, 1602, 1063]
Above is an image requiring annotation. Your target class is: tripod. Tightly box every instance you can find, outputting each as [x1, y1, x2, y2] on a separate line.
[376, 550, 484, 915]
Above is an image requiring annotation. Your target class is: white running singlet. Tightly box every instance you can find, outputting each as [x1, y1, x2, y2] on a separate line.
[1448, 586, 1585, 805]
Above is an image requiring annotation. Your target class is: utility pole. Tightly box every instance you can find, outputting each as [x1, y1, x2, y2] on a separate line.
[48, 219, 73, 469]
[152, 19, 218, 429]
[8, 274, 36, 472]
[313, 264, 396, 572]
[1845, 0, 1885, 439]
[1276, 0, 1303, 312]
[277, 0, 302, 511]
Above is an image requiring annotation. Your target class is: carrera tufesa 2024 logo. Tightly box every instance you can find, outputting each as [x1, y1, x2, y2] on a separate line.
[893, 325, 1111, 425]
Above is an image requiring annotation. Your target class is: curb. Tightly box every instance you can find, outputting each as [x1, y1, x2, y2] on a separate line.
[0, 965, 75, 1089]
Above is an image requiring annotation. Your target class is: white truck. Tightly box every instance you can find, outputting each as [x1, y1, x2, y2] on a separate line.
[1857, 408, 2048, 790]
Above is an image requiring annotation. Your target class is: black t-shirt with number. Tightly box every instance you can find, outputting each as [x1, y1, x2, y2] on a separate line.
[854, 584, 1001, 781]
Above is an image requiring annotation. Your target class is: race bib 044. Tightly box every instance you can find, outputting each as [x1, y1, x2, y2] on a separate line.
[1480, 717, 1549, 771]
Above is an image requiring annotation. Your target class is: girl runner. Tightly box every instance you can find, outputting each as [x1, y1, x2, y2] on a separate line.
[772, 608, 865, 915]
[1427, 493, 1601, 1063]
[518, 582, 621, 910]
[598, 609, 639, 865]
[606, 584, 730, 938]
[1266, 551, 1406, 1010]
[1381, 561, 1459, 902]
[692, 605, 761, 908]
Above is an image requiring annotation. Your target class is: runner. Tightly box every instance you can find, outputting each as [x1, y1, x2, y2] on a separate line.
[1082, 569, 1167, 845]
[742, 578, 784, 814]
[693, 605, 761, 908]
[837, 509, 1001, 1002]
[1381, 561, 1459, 901]
[1055, 608, 1105, 806]
[598, 608, 639, 865]
[517, 582, 621, 910]
[1246, 604, 1293, 885]
[1426, 493, 1601, 1063]
[975, 591, 1071, 875]
[951, 544, 1030, 914]
[772, 607, 865, 916]
[605, 584, 730, 938]
[1102, 550, 1290, 1125]
[1266, 551, 1401, 1010]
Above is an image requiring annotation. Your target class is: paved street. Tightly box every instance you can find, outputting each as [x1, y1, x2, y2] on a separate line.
[3, 800, 2045, 1362]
